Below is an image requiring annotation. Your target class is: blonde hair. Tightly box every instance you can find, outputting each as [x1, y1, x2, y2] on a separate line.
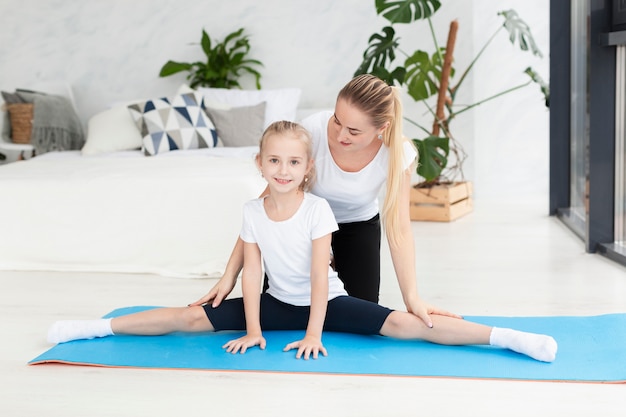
[337, 74, 415, 247]
[258, 120, 316, 192]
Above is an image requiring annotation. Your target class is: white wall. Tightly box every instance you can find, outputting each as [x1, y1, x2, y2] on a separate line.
[471, 0, 550, 200]
[0, 0, 549, 200]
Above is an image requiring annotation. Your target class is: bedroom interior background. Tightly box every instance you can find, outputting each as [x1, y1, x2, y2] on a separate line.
[0, 0, 549, 200]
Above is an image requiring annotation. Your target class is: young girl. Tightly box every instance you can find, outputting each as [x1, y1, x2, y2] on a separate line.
[47, 121, 558, 362]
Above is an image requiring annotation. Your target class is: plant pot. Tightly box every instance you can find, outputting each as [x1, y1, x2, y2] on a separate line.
[409, 181, 473, 222]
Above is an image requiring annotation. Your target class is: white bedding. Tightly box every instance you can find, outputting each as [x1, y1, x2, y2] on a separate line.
[0, 147, 266, 277]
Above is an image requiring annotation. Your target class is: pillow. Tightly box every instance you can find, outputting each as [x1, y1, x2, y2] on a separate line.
[204, 102, 266, 147]
[1, 91, 26, 104]
[196, 87, 301, 128]
[127, 92, 218, 156]
[176, 84, 230, 111]
[81, 106, 143, 155]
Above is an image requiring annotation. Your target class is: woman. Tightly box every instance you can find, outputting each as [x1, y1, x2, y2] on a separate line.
[192, 74, 457, 327]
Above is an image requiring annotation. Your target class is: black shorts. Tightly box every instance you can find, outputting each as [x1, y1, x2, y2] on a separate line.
[203, 293, 393, 335]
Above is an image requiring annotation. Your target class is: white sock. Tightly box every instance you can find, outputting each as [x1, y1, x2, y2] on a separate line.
[489, 327, 557, 362]
[47, 318, 114, 344]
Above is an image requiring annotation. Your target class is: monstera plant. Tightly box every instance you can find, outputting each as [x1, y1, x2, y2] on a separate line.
[159, 27, 263, 89]
[355, 0, 549, 187]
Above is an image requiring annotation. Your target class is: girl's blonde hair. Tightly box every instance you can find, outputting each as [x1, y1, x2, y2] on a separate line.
[258, 120, 316, 192]
[337, 74, 416, 247]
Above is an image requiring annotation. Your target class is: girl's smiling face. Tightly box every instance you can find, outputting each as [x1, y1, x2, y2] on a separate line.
[257, 132, 312, 195]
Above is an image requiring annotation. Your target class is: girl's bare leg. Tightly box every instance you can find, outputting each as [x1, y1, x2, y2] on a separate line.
[380, 311, 557, 362]
[381, 311, 491, 344]
[48, 306, 213, 343]
[111, 306, 214, 335]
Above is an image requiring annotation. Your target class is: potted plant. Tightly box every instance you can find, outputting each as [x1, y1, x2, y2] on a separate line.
[355, 0, 549, 221]
[159, 27, 264, 89]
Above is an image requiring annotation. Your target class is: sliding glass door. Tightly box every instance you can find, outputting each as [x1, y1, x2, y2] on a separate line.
[614, 45, 626, 250]
[551, 0, 626, 267]
[565, 0, 590, 237]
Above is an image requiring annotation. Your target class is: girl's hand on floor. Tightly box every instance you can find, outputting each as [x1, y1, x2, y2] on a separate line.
[223, 333, 266, 354]
[283, 335, 327, 360]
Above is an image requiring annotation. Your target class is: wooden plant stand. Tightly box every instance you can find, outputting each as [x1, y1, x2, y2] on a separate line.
[409, 181, 473, 222]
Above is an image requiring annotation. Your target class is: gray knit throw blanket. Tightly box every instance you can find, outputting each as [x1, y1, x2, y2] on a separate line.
[18, 91, 85, 154]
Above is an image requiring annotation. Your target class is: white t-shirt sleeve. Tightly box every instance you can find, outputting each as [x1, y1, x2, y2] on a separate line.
[309, 197, 339, 240]
[239, 200, 258, 244]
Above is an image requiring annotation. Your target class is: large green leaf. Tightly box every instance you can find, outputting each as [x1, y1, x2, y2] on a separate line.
[368, 66, 406, 87]
[159, 61, 192, 77]
[404, 49, 446, 101]
[200, 30, 212, 57]
[413, 136, 449, 182]
[223, 28, 245, 46]
[498, 9, 543, 57]
[375, 0, 441, 24]
[354, 27, 400, 78]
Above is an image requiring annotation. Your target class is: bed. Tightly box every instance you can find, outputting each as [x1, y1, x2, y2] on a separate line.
[0, 85, 307, 278]
[0, 148, 266, 277]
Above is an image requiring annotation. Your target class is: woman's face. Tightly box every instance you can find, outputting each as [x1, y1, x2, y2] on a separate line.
[329, 98, 382, 152]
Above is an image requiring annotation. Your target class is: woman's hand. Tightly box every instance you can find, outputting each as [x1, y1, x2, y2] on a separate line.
[407, 297, 463, 328]
[283, 334, 327, 360]
[223, 333, 266, 354]
[188, 275, 237, 308]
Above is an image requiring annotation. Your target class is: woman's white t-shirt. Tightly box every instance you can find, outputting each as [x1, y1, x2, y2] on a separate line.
[302, 110, 417, 223]
[239, 193, 348, 306]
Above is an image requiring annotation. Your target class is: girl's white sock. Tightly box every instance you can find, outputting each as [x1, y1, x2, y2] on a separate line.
[489, 327, 557, 362]
[47, 318, 114, 344]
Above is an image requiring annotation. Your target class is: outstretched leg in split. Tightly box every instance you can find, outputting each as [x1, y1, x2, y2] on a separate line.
[380, 311, 557, 362]
[47, 306, 213, 344]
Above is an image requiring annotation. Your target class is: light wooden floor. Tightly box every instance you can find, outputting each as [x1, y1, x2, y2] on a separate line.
[1, 196, 625, 416]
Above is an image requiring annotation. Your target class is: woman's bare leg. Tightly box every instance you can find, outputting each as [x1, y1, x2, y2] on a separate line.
[380, 311, 557, 362]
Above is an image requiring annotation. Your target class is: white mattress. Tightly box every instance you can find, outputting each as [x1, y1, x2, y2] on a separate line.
[0, 148, 266, 277]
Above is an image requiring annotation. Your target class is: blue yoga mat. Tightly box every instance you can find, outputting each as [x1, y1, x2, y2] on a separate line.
[29, 307, 626, 383]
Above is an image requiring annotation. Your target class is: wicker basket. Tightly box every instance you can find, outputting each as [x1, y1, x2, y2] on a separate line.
[6, 103, 34, 144]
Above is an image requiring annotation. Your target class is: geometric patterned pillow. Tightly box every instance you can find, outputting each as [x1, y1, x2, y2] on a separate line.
[127, 92, 218, 156]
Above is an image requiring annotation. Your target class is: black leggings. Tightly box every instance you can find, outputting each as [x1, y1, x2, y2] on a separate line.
[332, 214, 381, 303]
[204, 293, 392, 334]
[263, 214, 382, 303]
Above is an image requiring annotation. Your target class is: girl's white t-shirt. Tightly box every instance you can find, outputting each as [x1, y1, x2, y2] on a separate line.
[302, 111, 417, 223]
[240, 192, 348, 306]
